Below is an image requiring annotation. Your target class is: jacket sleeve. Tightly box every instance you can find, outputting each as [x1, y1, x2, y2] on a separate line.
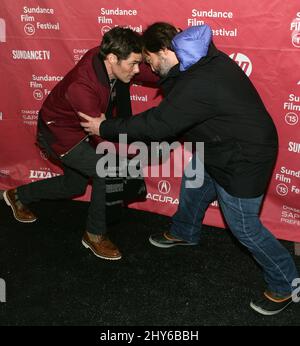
[101, 75, 215, 143]
[65, 80, 106, 146]
[66, 80, 103, 118]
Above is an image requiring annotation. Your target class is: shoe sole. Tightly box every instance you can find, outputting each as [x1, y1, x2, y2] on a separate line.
[3, 191, 37, 223]
[249, 300, 293, 316]
[149, 237, 197, 248]
[82, 239, 122, 261]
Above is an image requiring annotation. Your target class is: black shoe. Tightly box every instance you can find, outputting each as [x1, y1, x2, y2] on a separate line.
[250, 291, 293, 315]
[149, 232, 197, 248]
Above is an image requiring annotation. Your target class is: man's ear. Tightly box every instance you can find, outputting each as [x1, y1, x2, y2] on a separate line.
[107, 53, 118, 64]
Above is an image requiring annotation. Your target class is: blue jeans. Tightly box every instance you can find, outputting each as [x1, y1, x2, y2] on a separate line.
[171, 153, 299, 295]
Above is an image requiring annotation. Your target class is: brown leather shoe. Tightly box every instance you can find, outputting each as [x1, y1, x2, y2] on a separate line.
[82, 231, 122, 260]
[3, 189, 37, 223]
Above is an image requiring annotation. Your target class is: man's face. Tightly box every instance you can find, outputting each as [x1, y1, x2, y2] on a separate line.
[111, 52, 142, 83]
[144, 50, 173, 78]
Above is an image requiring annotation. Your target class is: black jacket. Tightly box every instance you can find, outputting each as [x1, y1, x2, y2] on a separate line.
[101, 44, 278, 198]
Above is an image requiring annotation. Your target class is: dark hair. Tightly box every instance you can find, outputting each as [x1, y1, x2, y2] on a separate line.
[142, 22, 178, 53]
[99, 27, 142, 60]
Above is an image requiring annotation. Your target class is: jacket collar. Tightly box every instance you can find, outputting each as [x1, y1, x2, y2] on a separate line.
[92, 51, 132, 119]
[172, 24, 213, 71]
[190, 42, 220, 69]
[158, 63, 180, 86]
[92, 52, 111, 87]
[159, 42, 220, 86]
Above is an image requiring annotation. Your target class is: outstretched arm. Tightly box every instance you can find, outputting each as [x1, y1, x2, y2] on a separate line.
[79, 77, 214, 143]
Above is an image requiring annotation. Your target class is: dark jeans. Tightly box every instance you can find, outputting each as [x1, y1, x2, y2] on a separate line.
[18, 141, 106, 235]
[171, 153, 299, 295]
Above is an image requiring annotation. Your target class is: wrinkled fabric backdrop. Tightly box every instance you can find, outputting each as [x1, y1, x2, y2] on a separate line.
[0, 0, 299, 241]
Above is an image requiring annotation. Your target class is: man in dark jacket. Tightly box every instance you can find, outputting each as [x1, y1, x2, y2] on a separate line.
[79, 22, 299, 314]
[3, 27, 143, 261]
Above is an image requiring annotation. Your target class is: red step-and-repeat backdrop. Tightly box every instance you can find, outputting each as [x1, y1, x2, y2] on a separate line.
[0, 1, 299, 241]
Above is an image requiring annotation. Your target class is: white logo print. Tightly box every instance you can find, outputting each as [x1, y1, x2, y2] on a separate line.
[285, 112, 299, 126]
[158, 180, 171, 194]
[0, 278, 6, 303]
[0, 18, 6, 42]
[40, 149, 49, 160]
[276, 183, 289, 196]
[229, 53, 252, 77]
[290, 14, 300, 48]
[292, 278, 300, 302]
[24, 23, 35, 36]
[33, 89, 43, 101]
[292, 32, 300, 48]
[101, 25, 112, 36]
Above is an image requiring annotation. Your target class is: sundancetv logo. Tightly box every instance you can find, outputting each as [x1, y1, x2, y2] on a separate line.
[12, 50, 51, 60]
[288, 141, 300, 154]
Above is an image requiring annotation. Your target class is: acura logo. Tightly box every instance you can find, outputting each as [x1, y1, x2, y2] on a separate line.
[158, 180, 171, 194]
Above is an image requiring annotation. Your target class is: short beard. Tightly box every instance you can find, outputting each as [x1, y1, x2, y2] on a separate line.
[157, 57, 171, 78]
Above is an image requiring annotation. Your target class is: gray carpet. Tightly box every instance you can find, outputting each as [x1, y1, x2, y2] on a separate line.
[0, 199, 299, 326]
